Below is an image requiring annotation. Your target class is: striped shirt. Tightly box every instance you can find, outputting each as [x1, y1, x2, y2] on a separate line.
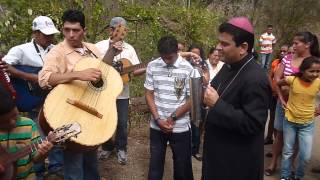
[282, 54, 299, 76]
[144, 55, 193, 133]
[259, 32, 276, 54]
[0, 116, 41, 180]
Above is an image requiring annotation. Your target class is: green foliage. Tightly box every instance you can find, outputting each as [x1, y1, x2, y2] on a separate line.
[0, 0, 222, 97]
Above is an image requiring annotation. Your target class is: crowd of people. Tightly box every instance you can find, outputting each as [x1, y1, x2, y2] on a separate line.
[0, 8, 319, 180]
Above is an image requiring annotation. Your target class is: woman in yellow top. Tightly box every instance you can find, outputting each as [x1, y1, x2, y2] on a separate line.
[278, 56, 320, 180]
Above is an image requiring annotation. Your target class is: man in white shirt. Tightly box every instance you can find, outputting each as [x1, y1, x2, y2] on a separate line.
[259, 25, 276, 71]
[2, 16, 63, 180]
[96, 17, 144, 165]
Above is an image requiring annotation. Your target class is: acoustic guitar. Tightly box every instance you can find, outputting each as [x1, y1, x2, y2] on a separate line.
[40, 24, 126, 151]
[113, 58, 148, 84]
[11, 65, 48, 112]
[0, 123, 81, 180]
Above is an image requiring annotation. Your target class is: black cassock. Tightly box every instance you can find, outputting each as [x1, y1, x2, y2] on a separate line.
[202, 55, 271, 180]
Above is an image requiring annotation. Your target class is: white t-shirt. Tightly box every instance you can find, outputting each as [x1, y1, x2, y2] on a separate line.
[3, 39, 53, 67]
[96, 38, 140, 99]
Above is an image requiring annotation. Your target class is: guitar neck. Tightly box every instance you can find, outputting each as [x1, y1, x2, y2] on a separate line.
[121, 63, 148, 74]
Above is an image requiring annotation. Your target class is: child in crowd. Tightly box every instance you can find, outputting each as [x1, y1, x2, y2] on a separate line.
[278, 56, 320, 180]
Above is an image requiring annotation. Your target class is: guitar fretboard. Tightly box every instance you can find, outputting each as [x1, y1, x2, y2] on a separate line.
[121, 63, 148, 75]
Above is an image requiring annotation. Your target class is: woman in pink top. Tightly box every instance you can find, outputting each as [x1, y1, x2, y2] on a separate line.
[265, 31, 320, 176]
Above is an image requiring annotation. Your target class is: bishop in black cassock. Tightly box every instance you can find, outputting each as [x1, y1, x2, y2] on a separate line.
[202, 17, 271, 180]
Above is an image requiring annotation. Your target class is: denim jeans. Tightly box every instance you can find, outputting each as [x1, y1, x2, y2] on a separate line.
[28, 110, 63, 180]
[281, 119, 315, 179]
[191, 122, 200, 155]
[102, 99, 129, 151]
[274, 100, 285, 131]
[148, 128, 194, 180]
[63, 149, 100, 180]
[260, 53, 273, 71]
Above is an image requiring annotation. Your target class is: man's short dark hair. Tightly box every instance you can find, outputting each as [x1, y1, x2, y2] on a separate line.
[157, 36, 178, 55]
[267, 25, 273, 28]
[218, 23, 254, 53]
[62, 9, 85, 28]
[0, 84, 15, 115]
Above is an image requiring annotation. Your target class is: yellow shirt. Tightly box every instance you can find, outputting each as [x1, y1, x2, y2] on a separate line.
[285, 76, 320, 124]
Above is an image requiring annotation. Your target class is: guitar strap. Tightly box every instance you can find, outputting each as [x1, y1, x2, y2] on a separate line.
[83, 44, 98, 58]
[33, 40, 48, 65]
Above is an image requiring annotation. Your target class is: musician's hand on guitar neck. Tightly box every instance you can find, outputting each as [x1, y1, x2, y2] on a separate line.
[75, 68, 102, 81]
[109, 40, 123, 56]
[204, 86, 219, 108]
[37, 140, 53, 156]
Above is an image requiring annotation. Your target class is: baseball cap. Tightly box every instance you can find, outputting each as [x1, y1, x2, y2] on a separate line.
[227, 17, 254, 34]
[109, 17, 127, 28]
[32, 16, 59, 35]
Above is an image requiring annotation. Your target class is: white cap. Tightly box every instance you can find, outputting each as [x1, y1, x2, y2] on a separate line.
[32, 16, 59, 35]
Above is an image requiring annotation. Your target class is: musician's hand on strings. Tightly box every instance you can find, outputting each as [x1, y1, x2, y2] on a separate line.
[37, 140, 53, 156]
[204, 86, 219, 108]
[76, 68, 102, 81]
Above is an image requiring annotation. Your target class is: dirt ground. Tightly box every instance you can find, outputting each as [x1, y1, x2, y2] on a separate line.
[98, 117, 320, 180]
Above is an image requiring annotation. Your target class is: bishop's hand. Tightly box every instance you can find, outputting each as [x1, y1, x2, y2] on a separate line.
[203, 85, 219, 108]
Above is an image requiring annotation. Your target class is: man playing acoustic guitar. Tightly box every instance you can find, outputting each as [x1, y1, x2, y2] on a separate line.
[0, 84, 53, 180]
[96, 17, 145, 165]
[38, 10, 123, 180]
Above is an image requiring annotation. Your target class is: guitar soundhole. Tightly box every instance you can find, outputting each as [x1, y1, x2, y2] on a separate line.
[88, 77, 106, 91]
[91, 78, 103, 88]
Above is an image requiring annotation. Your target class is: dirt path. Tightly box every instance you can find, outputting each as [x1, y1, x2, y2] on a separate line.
[99, 118, 320, 180]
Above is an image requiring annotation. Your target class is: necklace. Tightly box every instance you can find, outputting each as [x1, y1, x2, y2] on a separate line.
[216, 56, 254, 97]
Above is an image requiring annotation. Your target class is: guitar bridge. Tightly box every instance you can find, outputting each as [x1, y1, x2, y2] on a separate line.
[66, 98, 103, 119]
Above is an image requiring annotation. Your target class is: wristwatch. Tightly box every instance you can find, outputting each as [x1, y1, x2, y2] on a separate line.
[170, 112, 178, 121]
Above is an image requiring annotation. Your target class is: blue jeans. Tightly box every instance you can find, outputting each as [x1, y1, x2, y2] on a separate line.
[63, 149, 100, 180]
[148, 128, 193, 180]
[102, 99, 129, 151]
[28, 110, 63, 179]
[260, 53, 273, 71]
[274, 100, 285, 131]
[281, 119, 315, 179]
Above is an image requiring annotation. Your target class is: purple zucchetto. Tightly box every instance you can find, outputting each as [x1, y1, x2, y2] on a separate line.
[227, 17, 254, 34]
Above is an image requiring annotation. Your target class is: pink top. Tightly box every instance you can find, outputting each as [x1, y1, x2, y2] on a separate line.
[282, 54, 299, 76]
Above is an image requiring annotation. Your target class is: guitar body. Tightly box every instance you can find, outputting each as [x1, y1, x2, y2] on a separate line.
[41, 58, 123, 151]
[0, 146, 16, 180]
[118, 58, 132, 84]
[11, 65, 45, 112]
